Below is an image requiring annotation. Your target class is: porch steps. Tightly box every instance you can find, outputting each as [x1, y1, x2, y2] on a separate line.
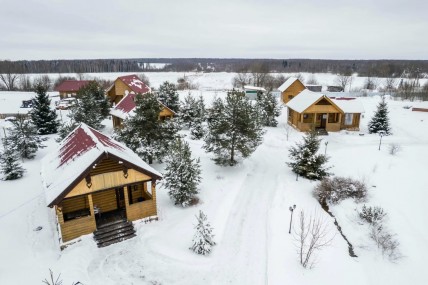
[93, 219, 136, 248]
[315, 128, 329, 136]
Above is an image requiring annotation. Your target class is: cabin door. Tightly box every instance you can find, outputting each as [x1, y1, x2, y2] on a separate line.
[320, 114, 327, 128]
[115, 187, 126, 209]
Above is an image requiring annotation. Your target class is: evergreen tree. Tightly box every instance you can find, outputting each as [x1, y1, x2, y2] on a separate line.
[0, 140, 25, 180]
[288, 131, 330, 180]
[115, 93, 179, 164]
[190, 115, 205, 140]
[56, 119, 78, 142]
[180, 93, 198, 129]
[30, 83, 59, 134]
[204, 90, 264, 166]
[158, 81, 180, 113]
[165, 139, 202, 207]
[190, 210, 216, 255]
[255, 91, 281, 127]
[368, 96, 391, 135]
[71, 81, 110, 130]
[5, 115, 45, 160]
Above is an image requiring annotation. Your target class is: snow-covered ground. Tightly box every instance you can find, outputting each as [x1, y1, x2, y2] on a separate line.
[0, 75, 428, 284]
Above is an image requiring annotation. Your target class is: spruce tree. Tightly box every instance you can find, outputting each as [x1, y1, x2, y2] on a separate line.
[0, 140, 25, 180]
[5, 115, 45, 160]
[115, 93, 179, 164]
[190, 210, 216, 255]
[56, 119, 78, 142]
[180, 93, 198, 129]
[288, 131, 330, 180]
[368, 96, 391, 135]
[255, 91, 281, 127]
[30, 83, 59, 134]
[158, 81, 180, 113]
[204, 90, 264, 166]
[190, 95, 206, 139]
[71, 81, 110, 130]
[165, 139, 202, 207]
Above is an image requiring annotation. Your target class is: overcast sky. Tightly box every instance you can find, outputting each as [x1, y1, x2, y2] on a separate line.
[1, 0, 427, 60]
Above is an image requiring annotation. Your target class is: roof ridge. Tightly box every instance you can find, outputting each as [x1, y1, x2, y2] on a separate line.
[80, 123, 107, 153]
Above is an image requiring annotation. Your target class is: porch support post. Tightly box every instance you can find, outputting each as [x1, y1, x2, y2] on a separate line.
[152, 179, 158, 216]
[123, 186, 130, 220]
[87, 194, 96, 229]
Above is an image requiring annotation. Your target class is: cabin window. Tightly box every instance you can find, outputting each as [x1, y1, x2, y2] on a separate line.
[127, 183, 152, 205]
[345, 113, 353, 125]
[328, 113, 339, 123]
[303, 113, 313, 123]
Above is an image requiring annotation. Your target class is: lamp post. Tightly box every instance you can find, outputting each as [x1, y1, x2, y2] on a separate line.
[378, 131, 385, 151]
[289, 204, 296, 234]
[324, 141, 329, 156]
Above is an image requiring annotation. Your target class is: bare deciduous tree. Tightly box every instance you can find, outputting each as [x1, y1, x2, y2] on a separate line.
[0, 73, 20, 90]
[335, 74, 353, 91]
[293, 210, 334, 269]
[306, 74, 319, 85]
[384, 77, 396, 94]
[232, 72, 252, 88]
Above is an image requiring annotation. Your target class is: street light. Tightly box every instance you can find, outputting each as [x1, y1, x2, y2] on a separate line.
[289, 204, 296, 234]
[378, 131, 385, 151]
[324, 141, 329, 156]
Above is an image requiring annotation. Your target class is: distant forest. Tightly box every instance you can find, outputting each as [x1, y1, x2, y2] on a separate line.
[1, 58, 427, 78]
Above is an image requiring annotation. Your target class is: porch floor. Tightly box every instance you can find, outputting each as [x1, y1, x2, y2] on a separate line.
[95, 209, 126, 227]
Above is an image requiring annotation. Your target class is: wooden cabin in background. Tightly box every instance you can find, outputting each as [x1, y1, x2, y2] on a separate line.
[108, 74, 175, 128]
[278, 77, 306, 104]
[41, 123, 162, 246]
[54, 80, 90, 99]
[286, 89, 363, 132]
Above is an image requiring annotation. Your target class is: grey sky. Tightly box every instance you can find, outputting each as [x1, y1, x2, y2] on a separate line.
[1, 0, 427, 60]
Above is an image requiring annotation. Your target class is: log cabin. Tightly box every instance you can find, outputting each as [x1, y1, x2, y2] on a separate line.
[286, 89, 363, 132]
[107, 74, 175, 128]
[278, 77, 306, 104]
[54, 80, 91, 99]
[41, 123, 162, 246]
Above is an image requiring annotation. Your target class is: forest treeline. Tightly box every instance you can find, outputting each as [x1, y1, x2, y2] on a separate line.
[1, 58, 427, 78]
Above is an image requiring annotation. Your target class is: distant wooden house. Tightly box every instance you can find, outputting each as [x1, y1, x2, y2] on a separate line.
[327, 85, 344, 92]
[54, 80, 91, 99]
[41, 123, 162, 245]
[306, 85, 323, 92]
[412, 102, 428, 112]
[286, 90, 363, 132]
[278, 77, 306, 104]
[244, 85, 266, 100]
[108, 75, 175, 128]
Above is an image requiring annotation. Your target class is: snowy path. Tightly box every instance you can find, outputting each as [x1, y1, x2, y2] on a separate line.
[212, 129, 285, 284]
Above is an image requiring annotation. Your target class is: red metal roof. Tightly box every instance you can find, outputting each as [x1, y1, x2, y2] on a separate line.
[54, 80, 91, 92]
[118, 75, 150, 94]
[58, 125, 124, 167]
[115, 92, 137, 114]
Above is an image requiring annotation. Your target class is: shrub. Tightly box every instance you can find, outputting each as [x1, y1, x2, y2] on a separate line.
[358, 205, 386, 225]
[389, 143, 401, 155]
[314, 176, 367, 204]
[369, 223, 401, 261]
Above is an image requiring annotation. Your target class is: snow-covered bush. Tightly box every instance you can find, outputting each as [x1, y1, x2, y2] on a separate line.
[314, 177, 367, 204]
[0, 140, 25, 180]
[358, 205, 386, 225]
[389, 143, 401, 155]
[190, 210, 216, 255]
[369, 223, 401, 261]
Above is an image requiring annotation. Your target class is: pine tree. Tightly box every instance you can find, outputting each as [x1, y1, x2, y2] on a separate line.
[180, 93, 198, 129]
[56, 119, 78, 142]
[204, 90, 264, 166]
[158, 81, 180, 113]
[0, 140, 25, 180]
[5, 115, 45, 160]
[115, 93, 179, 164]
[190, 210, 216, 255]
[288, 131, 330, 180]
[368, 96, 391, 135]
[164, 139, 202, 207]
[190, 95, 206, 139]
[30, 83, 59, 134]
[71, 81, 110, 130]
[255, 91, 281, 127]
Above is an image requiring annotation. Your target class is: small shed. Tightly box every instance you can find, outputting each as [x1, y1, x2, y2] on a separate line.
[41, 123, 162, 244]
[412, 102, 428, 112]
[278, 77, 306, 104]
[244, 85, 266, 100]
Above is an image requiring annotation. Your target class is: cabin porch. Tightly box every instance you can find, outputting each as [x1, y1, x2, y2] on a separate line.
[288, 110, 342, 132]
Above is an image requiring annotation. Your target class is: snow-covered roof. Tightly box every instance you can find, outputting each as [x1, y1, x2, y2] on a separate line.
[332, 98, 365, 113]
[285, 89, 324, 113]
[412, 101, 428, 109]
[41, 123, 162, 207]
[54, 80, 91, 92]
[119, 74, 151, 94]
[110, 91, 176, 120]
[278, 77, 304, 92]
[244, 85, 266, 92]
